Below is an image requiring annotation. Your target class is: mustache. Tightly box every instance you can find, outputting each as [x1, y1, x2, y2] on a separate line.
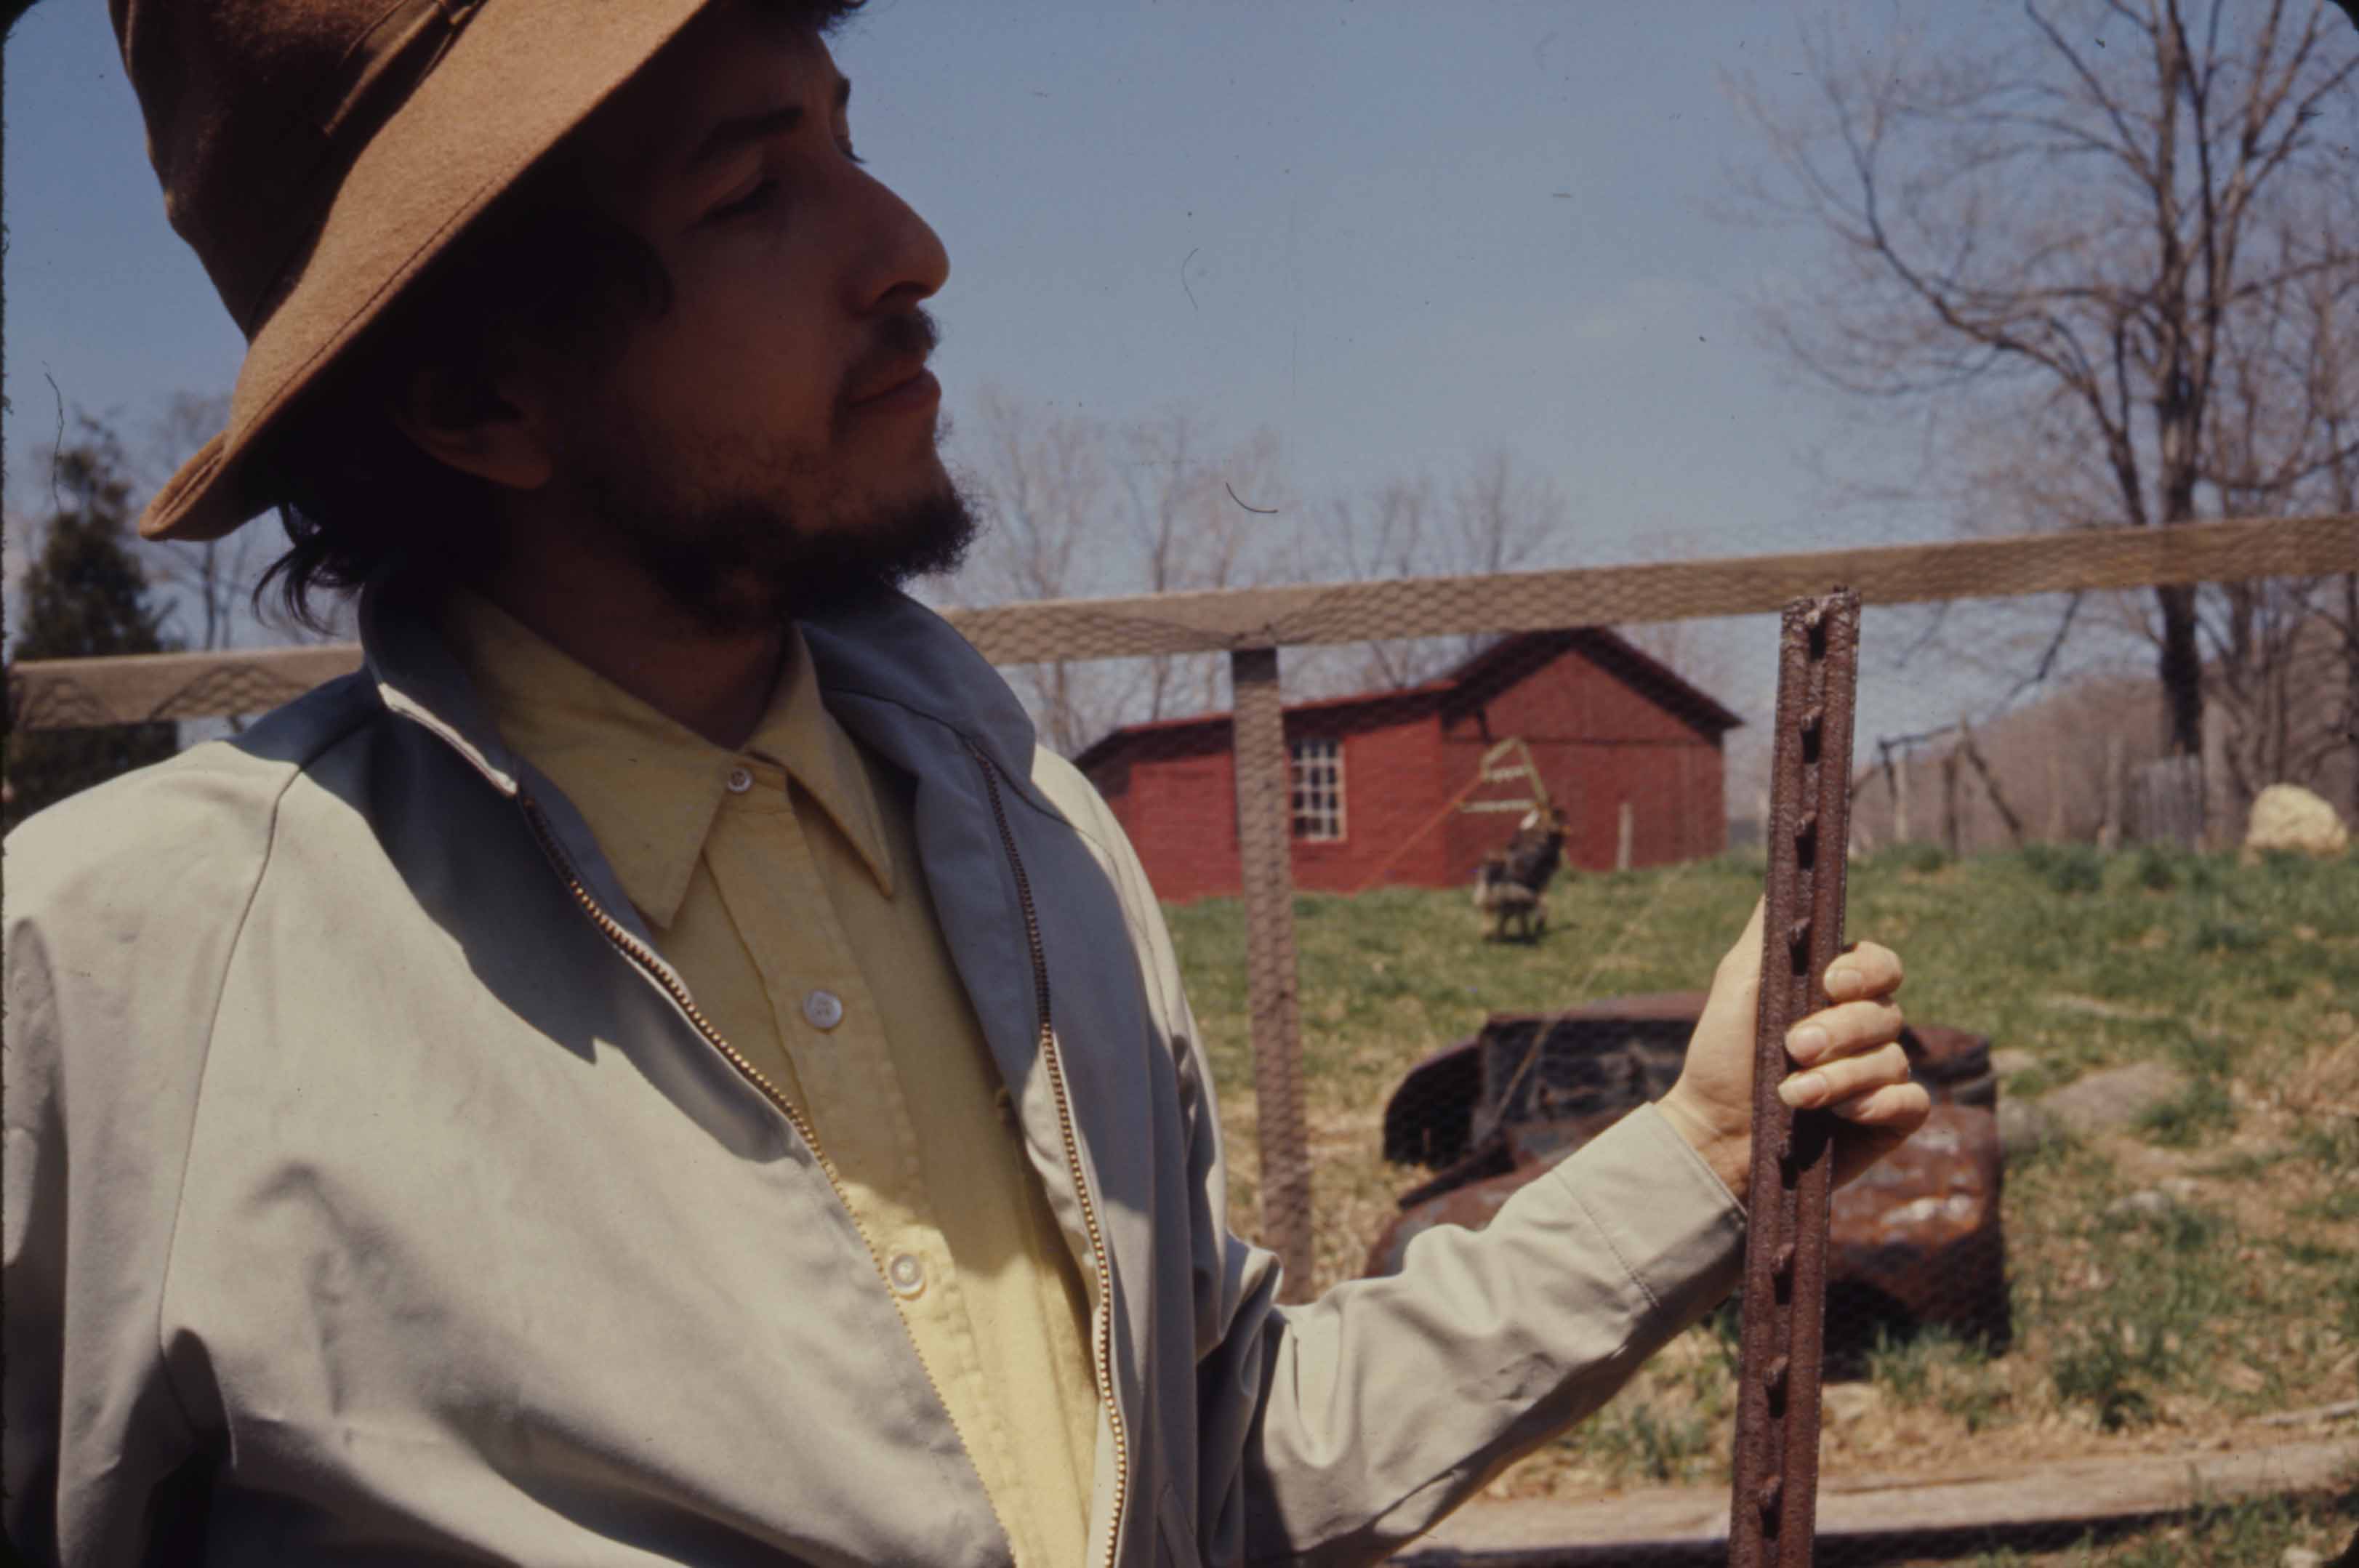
[844, 307, 941, 401]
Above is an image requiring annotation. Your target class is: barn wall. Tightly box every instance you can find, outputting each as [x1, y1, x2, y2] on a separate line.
[1081, 706, 1447, 902]
[1085, 726, 1242, 904]
[1082, 637, 1729, 903]
[1442, 641, 1727, 877]
[1286, 702, 1447, 895]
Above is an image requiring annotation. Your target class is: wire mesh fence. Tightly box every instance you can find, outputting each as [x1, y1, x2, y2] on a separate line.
[9, 512, 2359, 1562]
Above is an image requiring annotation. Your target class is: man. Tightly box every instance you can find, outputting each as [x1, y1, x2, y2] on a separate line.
[4, 1, 1928, 1563]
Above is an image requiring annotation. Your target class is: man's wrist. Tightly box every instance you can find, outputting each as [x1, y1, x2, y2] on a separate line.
[1655, 1088, 1751, 1203]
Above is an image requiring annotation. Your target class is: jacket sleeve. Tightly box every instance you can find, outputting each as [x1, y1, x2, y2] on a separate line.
[4, 773, 260, 1567]
[1040, 757, 1747, 1567]
[1192, 1072, 1745, 1565]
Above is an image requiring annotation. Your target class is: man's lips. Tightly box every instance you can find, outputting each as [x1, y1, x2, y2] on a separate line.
[847, 363, 939, 410]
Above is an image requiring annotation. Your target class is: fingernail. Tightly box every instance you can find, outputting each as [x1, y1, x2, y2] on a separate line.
[1788, 1024, 1830, 1064]
[1779, 1073, 1826, 1109]
[1826, 965, 1862, 995]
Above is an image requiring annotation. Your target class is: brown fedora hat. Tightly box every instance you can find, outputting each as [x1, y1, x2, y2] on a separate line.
[113, 0, 715, 542]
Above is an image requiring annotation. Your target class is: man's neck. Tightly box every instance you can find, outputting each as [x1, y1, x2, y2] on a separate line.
[473, 560, 787, 754]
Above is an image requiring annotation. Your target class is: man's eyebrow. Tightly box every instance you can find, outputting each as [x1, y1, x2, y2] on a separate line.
[685, 76, 853, 173]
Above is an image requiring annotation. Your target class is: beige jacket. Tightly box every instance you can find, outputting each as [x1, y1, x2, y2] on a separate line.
[2, 571, 1747, 1567]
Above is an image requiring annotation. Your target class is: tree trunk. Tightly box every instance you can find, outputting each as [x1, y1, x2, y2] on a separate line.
[1942, 751, 1963, 859]
[2099, 735, 2125, 851]
[2155, 582, 2205, 757]
[1957, 722, 2027, 848]
[2345, 573, 2359, 821]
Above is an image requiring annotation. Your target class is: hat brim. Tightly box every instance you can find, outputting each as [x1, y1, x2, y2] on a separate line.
[138, 0, 716, 542]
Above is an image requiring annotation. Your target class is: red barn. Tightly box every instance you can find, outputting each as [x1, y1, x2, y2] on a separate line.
[1073, 630, 1743, 902]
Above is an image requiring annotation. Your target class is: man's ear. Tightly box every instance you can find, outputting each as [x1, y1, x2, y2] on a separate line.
[389, 356, 557, 492]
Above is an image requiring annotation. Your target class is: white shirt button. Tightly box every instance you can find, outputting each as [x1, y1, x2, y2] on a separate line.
[725, 765, 754, 794]
[887, 1253, 926, 1298]
[803, 989, 845, 1031]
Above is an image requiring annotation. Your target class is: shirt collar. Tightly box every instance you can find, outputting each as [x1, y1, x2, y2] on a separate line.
[435, 587, 894, 930]
[744, 624, 898, 901]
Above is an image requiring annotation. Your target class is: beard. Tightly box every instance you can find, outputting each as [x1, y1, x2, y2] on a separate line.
[558, 403, 978, 640]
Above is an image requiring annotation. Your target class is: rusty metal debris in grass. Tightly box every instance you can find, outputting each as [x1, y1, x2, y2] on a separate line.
[1365, 994, 2008, 1363]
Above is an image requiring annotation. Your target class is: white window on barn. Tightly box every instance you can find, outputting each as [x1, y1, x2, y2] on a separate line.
[1290, 737, 1345, 841]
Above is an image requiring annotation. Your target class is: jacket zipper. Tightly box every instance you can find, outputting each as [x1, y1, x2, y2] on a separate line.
[518, 792, 869, 1196]
[964, 739, 1131, 1568]
[514, 798, 952, 1386]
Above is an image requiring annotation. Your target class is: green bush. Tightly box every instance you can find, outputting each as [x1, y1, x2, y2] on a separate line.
[2192, 917, 2266, 954]
[2052, 1324, 2160, 1431]
[2023, 842, 2106, 895]
[1579, 1400, 1713, 1485]
[1866, 1322, 1939, 1404]
[1883, 840, 1951, 875]
[2255, 846, 2319, 885]
[2298, 1119, 2359, 1165]
[2134, 843, 2182, 890]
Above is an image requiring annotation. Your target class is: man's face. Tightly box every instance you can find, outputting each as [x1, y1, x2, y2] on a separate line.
[521, 0, 973, 633]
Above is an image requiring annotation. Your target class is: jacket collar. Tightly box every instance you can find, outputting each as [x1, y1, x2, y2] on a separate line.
[357, 568, 1048, 824]
[794, 590, 1042, 791]
[358, 567, 527, 799]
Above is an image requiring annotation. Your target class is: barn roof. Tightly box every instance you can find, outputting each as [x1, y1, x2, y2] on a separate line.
[1070, 627, 1742, 772]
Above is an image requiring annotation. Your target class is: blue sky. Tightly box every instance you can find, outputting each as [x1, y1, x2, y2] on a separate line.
[5, 0, 2083, 776]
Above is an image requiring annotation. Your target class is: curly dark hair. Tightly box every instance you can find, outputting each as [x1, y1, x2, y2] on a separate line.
[249, 0, 869, 635]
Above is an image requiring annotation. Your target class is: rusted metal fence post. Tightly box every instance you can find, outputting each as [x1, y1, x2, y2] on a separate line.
[1229, 646, 1316, 1302]
[1729, 589, 1861, 1568]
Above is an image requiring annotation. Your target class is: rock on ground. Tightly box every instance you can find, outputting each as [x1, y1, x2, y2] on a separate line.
[2002, 1059, 2198, 1157]
[2104, 1178, 2202, 1221]
[1998, 1099, 2054, 1161]
[2244, 784, 2350, 859]
[2036, 1059, 2189, 1138]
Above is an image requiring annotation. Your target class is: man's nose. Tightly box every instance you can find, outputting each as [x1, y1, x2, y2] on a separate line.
[845, 169, 949, 314]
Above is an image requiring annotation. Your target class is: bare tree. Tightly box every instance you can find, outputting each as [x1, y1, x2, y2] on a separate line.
[947, 386, 1293, 755]
[1736, 0, 2359, 765]
[950, 385, 1124, 756]
[1607, 528, 1747, 712]
[134, 393, 257, 655]
[1310, 448, 1570, 691]
[1115, 411, 1287, 720]
[1307, 475, 1441, 691]
[2203, 204, 2359, 809]
[121, 390, 360, 656]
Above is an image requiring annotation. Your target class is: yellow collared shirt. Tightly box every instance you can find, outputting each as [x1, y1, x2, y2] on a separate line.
[439, 589, 1099, 1567]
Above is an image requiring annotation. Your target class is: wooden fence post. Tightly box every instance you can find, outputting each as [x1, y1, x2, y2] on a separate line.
[1616, 801, 1635, 872]
[2099, 735, 2125, 851]
[1942, 749, 1964, 859]
[1894, 748, 1912, 845]
[1228, 648, 1315, 1302]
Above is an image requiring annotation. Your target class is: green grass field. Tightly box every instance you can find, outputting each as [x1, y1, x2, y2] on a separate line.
[1163, 843, 2359, 1558]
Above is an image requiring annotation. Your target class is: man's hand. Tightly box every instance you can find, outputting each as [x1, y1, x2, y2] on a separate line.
[1655, 898, 1932, 1201]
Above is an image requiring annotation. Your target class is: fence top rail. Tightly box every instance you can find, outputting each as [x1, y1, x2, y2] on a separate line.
[8, 514, 2355, 730]
[947, 512, 2356, 662]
